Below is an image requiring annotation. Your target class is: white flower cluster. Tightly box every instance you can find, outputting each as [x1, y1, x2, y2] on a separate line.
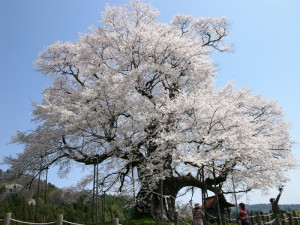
[6, 1, 297, 201]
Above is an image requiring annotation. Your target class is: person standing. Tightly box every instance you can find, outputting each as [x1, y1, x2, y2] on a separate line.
[238, 203, 250, 225]
[192, 203, 204, 225]
[270, 187, 283, 225]
[270, 188, 283, 215]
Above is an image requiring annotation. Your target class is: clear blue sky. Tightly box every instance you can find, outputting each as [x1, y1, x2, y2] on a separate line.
[0, 0, 299, 205]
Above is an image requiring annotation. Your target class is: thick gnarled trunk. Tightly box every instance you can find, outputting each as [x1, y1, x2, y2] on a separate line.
[133, 174, 222, 221]
[133, 178, 178, 221]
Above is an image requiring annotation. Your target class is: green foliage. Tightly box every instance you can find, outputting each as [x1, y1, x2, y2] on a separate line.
[0, 194, 34, 221]
[0, 191, 134, 223]
[0, 185, 5, 193]
[0, 171, 134, 223]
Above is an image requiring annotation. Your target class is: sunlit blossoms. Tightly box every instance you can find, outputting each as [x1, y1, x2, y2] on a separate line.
[5, 0, 297, 219]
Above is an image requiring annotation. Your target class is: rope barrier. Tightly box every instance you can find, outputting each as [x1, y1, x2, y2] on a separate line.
[206, 212, 218, 220]
[148, 190, 176, 212]
[149, 190, 176, 199]
[248, 215, 257, 218]
[10, 218, 55, 225]
[261, 213, 274, 217]
[4, 210, 299, 225]
[62, 220, 84, 225]
[261, 218, 276, 225]
[280, 217, 289, 222]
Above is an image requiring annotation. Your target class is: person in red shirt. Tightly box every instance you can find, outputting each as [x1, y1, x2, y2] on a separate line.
[238, 203, 250, 225]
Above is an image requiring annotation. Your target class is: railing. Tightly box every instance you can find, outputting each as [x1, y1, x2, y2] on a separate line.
[2, 213, 92, 225]
[233, 211, 300, 225]
[2, 211, 300, 225]
[197, 211, 300, 225]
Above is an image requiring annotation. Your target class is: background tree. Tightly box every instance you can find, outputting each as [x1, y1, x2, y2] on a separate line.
[5, 0, 297, 220]
[0, 170, 133, 223]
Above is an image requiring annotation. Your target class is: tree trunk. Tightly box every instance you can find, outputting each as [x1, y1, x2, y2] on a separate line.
[133, 177, 178, 221]
[133, 174, 222, 221]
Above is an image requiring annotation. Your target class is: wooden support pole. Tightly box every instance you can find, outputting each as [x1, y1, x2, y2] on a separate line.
[221, 214, 227, 225]
[4, 213, 11, 225]
[275, 214, 281, 225]
[113, 217, 119, 225]
[282, 214, 287, 225]
[249, 214, 255, 225]
[261, 212, 266, 224]
[57, 214, 63, 225]
[292, 211, 299, 225]
[288, 212, 294, 225]
[256, 212, 262, 225]
[268, 212, 273, 223]
[174, 211, 178, 225]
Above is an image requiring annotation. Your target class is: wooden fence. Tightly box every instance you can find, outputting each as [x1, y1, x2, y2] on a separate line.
[219, 211, 300, 225]
[1, 211, 300, 225]
[0, 213, 123, 225]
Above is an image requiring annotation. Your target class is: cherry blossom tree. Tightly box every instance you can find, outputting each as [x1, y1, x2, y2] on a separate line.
[5, 1, 297, 220]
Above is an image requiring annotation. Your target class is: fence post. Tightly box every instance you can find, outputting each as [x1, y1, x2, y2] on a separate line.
[275, 214, 281, 225]
[256, 212, 262, 225]
[288, 212, 294, 225]
[282, 214, 287, 225]
[57, 214, 63, 225]
[267, 212, 272, 224]
[221, 214, 227, 225]
[249, 213, 254, 225]
[113, 217, 119, 225]
[4, 213, 11, 225]
[292, 211, 299, 225]
[174, 211, 178, 225]
[261, 212, 266, 224]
